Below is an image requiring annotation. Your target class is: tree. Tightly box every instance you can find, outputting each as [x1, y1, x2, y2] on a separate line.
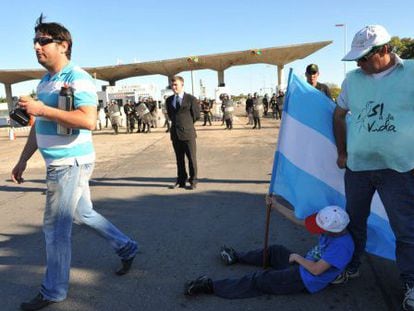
[390, 36, 414, 59]
[326, 83, 341, 101]
[232, 95, 245, 102]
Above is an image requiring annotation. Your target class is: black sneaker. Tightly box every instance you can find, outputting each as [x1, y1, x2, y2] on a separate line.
[331, 267, 360, 285]
[184, 275, 213, 296]
[403, 284, 414, 311]
[220, 246, 238, 265]
[20, 293, 55, 311]
[330, 271, 348, 285]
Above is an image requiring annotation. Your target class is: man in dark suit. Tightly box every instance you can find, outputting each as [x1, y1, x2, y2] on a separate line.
[166, 76, 200, 190]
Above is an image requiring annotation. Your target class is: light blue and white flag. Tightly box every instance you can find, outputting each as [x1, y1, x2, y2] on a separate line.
[269, 69, 395, 260]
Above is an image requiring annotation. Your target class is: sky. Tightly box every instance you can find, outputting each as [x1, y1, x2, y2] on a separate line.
[1, 0, 413, 98]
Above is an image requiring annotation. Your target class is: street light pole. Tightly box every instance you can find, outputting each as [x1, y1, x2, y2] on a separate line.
[191, 70, 195, 95]
[335, 23, 347, 79]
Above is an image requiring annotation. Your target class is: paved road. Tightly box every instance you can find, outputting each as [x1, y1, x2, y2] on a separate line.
[0, 115, 401, 311]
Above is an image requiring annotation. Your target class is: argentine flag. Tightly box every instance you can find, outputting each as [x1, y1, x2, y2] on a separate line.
[269, 70, 396, 261]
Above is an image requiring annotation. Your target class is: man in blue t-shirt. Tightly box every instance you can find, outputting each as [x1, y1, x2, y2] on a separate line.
[333, 25, 414, 311]
[11, 15, 138, 311]
[184, 200, 354, 298]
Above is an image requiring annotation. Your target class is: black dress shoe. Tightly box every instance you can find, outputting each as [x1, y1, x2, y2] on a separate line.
[169, 183, 186, 189]
[20, 293, 55, 311]
[116, 256, 135, 276]
[188, 182, 197, 190]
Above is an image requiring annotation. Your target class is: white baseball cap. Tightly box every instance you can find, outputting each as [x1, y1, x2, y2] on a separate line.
[305, 206, 350, 234]
[342, 25, 391, 61]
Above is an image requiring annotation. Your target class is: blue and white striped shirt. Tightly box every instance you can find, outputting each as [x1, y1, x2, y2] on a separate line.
[36, 62, 97, 166]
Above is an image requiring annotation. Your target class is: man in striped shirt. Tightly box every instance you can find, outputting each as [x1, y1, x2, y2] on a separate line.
[11, 15, 138, 311]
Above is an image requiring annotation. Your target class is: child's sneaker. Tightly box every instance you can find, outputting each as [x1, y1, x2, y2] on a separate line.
[331, 267, 360, 285]
[219, 246, 238, 265]
[184, 276, 213, 296]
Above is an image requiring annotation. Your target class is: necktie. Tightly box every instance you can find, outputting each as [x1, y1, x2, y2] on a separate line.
[176, 95, 181, 109]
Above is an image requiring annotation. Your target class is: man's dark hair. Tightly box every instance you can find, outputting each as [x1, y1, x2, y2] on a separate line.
[35, 13, 72, 60]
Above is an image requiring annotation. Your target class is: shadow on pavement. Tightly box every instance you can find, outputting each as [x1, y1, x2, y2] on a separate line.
[88, 177, 269, 188]
[0, 179, 45, 193]
[0, 189, 398, 311]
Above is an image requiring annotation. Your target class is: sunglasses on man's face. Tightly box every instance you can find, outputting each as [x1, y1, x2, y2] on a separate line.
[357, 46, 382, 62]
[33, 37, 62, 46]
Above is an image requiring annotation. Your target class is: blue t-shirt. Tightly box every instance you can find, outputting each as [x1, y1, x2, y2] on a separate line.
[36, 62, 97, 167]
[338, 59, 414, 172]
[299, 233, 354, 293]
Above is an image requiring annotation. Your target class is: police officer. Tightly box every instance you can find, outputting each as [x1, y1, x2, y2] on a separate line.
[123, 100, 135, 133]
[252, 92, 263, 129]
[305, 64, 332, 99]
[222, 94, 234, 130]
[201, 98, 212, 126]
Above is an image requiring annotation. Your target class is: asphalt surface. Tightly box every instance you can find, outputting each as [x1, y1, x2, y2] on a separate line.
[0, 113, 401, 311]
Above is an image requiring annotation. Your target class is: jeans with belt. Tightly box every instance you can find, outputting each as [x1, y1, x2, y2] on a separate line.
[345, 168, 414, 286]
[40, 162, 138, 301]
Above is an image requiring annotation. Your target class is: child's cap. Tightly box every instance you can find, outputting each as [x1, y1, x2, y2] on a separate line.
[305, 206, 350, 234]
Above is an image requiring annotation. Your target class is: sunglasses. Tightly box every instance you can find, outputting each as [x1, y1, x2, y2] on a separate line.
[358, 46, 382, 62]
[33, 37, 62, 46]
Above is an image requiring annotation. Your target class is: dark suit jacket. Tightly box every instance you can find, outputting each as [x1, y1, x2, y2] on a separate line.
[166, 93, 200, 141]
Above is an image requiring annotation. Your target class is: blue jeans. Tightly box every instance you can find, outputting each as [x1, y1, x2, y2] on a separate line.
[345, 168, 414, 286]
[40, 163, 138, 301]
[213, 245, 305, 299]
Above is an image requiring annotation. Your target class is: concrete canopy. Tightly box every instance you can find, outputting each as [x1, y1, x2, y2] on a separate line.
[0, 69, 46, 85]
[0, 41, 332, 85]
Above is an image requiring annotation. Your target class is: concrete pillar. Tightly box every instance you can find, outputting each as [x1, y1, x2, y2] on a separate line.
[5, 84, 13, 113]
[217, 70, 225, 87]
[109, 80, 116, 86]
[191, 70, 195, 95]
[277, 65, 285, 91]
